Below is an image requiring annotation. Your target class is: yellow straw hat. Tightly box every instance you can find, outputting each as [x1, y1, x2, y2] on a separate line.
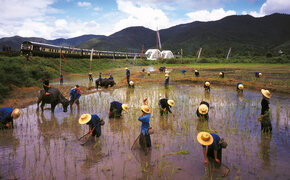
[198, 104, 209, 115]
[167, 100, 175, 106]
[195, 70, 198, 72]
[11, 108, 21, 119]
[122, 104, 128, 111]
[205, 82, 210, 87]
[125, 67, 128, 70]
[238, 84, 244, 90]
[141, 105, 150, 113]
[261, 89, 271, 99]
[219, 72, 223, 76]
[197, 132, 214, 146]
[165, 74, 169, 77]
[259, 72, 262, 76]
[79, 114, 92, 124]
[129, 81, 134, 86]
[147, 72, 150, 74]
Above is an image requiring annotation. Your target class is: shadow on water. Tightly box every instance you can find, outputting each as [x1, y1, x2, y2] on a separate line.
[0, 82, 289, 179]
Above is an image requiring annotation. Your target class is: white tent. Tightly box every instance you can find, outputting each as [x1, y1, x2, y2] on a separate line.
[145, 49, 161, 60]
[161, 50, 174, 59]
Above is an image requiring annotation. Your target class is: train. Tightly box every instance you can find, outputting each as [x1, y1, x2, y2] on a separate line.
[20, 41, 142, 59]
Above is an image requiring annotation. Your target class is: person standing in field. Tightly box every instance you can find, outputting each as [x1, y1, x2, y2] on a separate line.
[195, 70, 199, 77]
[138, 98, 152, 151]
[109, 101, 128, 118]
[165, 74, 169, 87]
[0, 108, 21, 129]
[79, 114, 105, 142]
[126, 67, 130, 86]
[197, 132, 228, 164]
[260, 89, 272, 133]
[68, 85, 81, 112]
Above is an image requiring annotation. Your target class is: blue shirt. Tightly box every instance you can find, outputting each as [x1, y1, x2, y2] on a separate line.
[126, 69, 130, 76]
[110, 101, 123, 115]
[255, 72, 259, 77]
[99, 74, 102, 80]
[109, 77, 114, 80]
[237, 82, 242, 89]
[69, 88, 81, 101]
[88, 114, 101, 136]
[138, 113, 151, 135]
[209, 133, 220, 150]
[182, 70, 186, 74]
[165, 77, 169, 85]
[0, 107, 13, 124]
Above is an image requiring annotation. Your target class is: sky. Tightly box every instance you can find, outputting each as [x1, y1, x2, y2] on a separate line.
[0, 0, 289, 39]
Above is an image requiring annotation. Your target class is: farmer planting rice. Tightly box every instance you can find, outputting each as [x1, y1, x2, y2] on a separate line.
[129, 80, 135, 88]
[79, 114, 105, 142]
[181, 70, 186, 75]
[0, 108, 21, 129]
[237, 83, 244, 92]
[260, 89, 272, 133]
[165, 74, 169, 87]
[197, 132, 228, 164]
[195, 70, 199, 77]
[109, 101, 128, 118]
[159, 98, 175, 117]
[197, 101, 209, 120]
[68, 85, 81, 112]
[219, 72, 224, 78]
[125, 67, 130, 85]
[255, 72, 262, 78]
[138, 97, 152, 151]
[204, 81, 210, 91]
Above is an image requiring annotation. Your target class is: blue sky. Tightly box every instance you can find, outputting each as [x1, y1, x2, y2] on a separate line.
[0, 0, 289, 39]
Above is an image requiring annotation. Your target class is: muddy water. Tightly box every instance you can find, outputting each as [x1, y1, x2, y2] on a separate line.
[0, 83, 289, 179]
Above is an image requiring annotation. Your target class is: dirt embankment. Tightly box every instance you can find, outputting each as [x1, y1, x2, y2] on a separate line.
[1, 69, 289, 109]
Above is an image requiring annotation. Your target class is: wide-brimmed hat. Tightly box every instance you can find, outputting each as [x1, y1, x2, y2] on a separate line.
[238, 84, 244, 90]
[197, 132, 213, 146]
[261, 89, 271, 99]
[122, 104, 128, 111]
[219, 72, 223, 76]
[165, 74, 169, 77]
[195, 70, 198, 72]
[79, 114, 92, 124]
[167, 100, 175, 106]
[125, 67, 128, 70]
[147, 72, 151, 74]
[141, 105, 150, 113]
[12, 108, 21, 119]
[129, 81, 134, 86]
[259, 72, 262, 76]
[198, 104, 208, 115]
[205, 82, 210, 87]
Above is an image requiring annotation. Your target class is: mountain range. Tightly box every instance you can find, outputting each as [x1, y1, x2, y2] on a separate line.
[1, 13, 290, 56]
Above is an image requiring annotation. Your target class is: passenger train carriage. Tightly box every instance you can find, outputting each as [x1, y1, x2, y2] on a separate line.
[20, 41, 141, 59]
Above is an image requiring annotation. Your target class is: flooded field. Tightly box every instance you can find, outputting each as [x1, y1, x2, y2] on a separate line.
[0, 82, 289, 179]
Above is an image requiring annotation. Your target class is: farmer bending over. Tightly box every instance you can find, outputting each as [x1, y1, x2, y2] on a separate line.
[195, 70, 199, 77]
[197, 132, 227, 164]
[0, 108, 21, 129]
[219, 72, 224, 78]
[79, 114, 105, 142]
[68, 85, 81, 111]
[237, 83, 244, 92]
[129, 80, 135, 88]
[109, 101, 128, 118]
[159, 98, 175, 117]
[204, 81, 210, 91]
[197, 101, 209, 120]
[255, 72, 262, 78]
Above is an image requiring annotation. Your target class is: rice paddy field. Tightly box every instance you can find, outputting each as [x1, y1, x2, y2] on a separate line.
[0, 70, 289, 179]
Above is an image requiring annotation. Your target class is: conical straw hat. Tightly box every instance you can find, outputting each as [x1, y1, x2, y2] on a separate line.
[198, 104, 208, 115]
[122, 104, 128, 111]
[167, 100, 175, 106]
[205, 82, 210, 87]
[12, 108, 21, 119]
[238, 84, 244, 90]
[79, 114, 92, 124]
[197, 132, 213, 146]
[129, 81, 134, 85]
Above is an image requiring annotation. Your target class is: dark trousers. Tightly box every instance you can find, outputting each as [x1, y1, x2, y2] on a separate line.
[139, 133, 151, 148]
[261, 115, 272, 133]
[43, 86, 49, 93]
[127, 76, 130, 85]
[207, 145, 222, 165]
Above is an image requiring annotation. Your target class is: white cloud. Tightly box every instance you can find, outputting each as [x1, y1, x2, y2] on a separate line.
[93, 7, 101, 11]
[77, 1, 91, 7]
[186, 8, 236, 22]
[260, 0, 290, 14]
